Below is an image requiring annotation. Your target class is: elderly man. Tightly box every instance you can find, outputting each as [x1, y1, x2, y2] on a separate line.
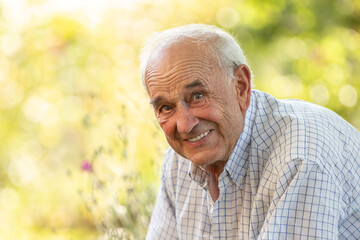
[140, 24, 360, 239]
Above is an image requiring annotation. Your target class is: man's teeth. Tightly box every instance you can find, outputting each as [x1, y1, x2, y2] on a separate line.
[188, 130, 210, 142]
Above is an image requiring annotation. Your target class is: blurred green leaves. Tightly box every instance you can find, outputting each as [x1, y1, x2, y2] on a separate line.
[0, 0, 359, 239]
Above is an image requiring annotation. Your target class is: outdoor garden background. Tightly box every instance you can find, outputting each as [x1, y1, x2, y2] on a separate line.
[0, 0, 359, 239]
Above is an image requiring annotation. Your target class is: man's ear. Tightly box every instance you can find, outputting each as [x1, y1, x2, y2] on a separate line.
[233, 64, 251, 114]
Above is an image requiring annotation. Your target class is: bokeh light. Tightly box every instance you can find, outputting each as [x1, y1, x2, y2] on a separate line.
[339, 85, 358, 108]
[216, 7, 239, 28]
[309, 84, 330, 106]
[0, 187, 19, 211]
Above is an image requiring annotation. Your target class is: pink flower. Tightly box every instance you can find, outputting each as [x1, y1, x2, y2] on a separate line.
[81, 161, 93, 172]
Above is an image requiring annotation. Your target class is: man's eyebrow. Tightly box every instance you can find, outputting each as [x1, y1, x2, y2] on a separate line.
[149, 80, 204, 107]
[149, 96, 163, 107]
[185, 79, 204, 89]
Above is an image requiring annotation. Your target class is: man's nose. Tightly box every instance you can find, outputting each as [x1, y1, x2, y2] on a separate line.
[175, 105, 199, 134]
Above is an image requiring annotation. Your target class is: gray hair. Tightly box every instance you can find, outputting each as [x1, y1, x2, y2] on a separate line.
[139, 24, 252, 87]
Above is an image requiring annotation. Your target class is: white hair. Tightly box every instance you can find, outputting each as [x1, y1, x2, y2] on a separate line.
[139, 24, 252, 87]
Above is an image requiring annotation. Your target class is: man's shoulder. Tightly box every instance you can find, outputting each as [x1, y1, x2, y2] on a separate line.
[252, 89, 359, 140]
[251, 90, 360, 164]
[251, 90, 360, 182]
[253, 90, 337, 122]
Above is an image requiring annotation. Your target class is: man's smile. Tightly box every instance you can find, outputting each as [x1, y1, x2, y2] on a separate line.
[186, 130, 211, 142]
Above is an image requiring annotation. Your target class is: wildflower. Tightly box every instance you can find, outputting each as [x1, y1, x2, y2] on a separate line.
[81, 161, 93, 172]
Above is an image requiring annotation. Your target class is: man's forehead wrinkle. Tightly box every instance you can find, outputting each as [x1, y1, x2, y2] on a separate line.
[146, 58, 213, 83]
[147, 69, 210, 100]
[147, 77, 179, 104]
[159, 66, 211, 83]
[159, 58, 212, 76]
[146, 65, 212, 92]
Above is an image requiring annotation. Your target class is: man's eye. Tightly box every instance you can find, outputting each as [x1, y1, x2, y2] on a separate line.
[160, 105, 172, 112]
[193, 93, 204, 100]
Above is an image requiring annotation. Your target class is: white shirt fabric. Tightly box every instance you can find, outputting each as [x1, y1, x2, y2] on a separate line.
[146, 90, 360, 240]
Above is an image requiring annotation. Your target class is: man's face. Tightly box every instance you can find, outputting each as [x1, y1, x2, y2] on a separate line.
[145, 42, 250, 171]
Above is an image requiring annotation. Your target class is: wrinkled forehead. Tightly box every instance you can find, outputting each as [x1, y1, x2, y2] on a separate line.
[144, 42, 215, 91]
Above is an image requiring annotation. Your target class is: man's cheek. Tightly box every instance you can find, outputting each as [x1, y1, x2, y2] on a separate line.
[159, 121, 175, 139]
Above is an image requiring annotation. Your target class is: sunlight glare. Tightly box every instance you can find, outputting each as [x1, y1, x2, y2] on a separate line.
[1, 0, 146, 29]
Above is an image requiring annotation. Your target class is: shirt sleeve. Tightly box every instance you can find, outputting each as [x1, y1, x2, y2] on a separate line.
[146, 150, 178, 240]
[259, 159, 342, 240]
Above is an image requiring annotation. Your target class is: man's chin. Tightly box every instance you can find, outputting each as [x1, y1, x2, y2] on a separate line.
[173, 147, 221, 168]
[186, 154, 217, 168]
[181, 149, 228, 174]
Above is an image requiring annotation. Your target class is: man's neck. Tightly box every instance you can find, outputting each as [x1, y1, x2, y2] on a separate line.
[202, 159, 227, 177]
[209, 173, 220, 202]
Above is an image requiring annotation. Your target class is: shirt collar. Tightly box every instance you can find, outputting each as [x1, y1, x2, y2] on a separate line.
[189, 92, 257, 187]
[224, 93, 256, 187]
[188, 162, 210, 189]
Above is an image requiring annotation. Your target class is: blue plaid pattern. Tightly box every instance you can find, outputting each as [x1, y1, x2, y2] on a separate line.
[146, 90, 360, 240]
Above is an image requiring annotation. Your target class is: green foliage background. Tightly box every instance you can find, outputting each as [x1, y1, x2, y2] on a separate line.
[0, 0, 359, 239]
